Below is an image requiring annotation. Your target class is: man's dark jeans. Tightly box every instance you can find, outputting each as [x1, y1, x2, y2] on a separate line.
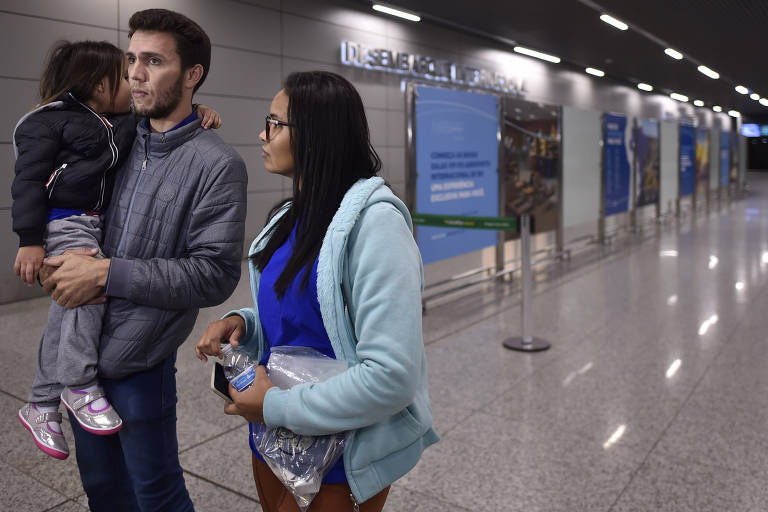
[68, 354, 194, 512]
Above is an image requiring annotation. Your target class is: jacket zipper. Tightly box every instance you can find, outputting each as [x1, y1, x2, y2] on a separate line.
[45, 163, 67, 198]
[69, 93, 118, 211]
[115, 135, 149, 257]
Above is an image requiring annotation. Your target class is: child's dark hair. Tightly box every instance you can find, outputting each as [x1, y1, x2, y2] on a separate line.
[128, 9, 211, 93]
[39, 40, 125, 107]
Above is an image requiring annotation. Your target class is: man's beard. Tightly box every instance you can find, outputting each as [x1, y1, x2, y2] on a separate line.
[133, 73, 185, 119]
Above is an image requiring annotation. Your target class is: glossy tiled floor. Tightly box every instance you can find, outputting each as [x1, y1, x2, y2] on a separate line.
[3, 175, 768, 511]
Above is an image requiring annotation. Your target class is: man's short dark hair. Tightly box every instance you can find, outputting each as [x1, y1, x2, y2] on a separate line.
[128, 9, 211, 93]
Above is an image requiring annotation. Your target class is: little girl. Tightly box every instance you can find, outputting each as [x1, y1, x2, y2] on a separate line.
[12, 40, 220, 459]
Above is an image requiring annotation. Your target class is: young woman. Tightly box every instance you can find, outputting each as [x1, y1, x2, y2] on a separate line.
[195, 71, 438, 511]
[14, 40, 220, 461]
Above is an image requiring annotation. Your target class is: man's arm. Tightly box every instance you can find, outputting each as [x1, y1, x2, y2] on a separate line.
[44, 156, 247, 310]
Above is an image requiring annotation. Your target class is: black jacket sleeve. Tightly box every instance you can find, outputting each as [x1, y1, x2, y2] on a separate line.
[12, 118, 62, 246]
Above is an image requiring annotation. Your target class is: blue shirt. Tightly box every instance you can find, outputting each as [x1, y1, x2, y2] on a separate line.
[249, 225, 346, 484]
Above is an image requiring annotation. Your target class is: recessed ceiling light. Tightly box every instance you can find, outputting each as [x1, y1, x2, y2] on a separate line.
[670, 93, 689, 102]
[712, 105, 722, 112]
[371, 4, 420, 22]
[585, 67, 605, 77]
[728, 110, 741, 118]
[664, 48, 683, 60]
[735, 85, 749, 94]
[599, 14, 628, 31]
[751, 93, 760, 100]
[697, 65, 719, 79]
[760, 98, 768, 107]
[637, 83, 653, 92]
[513, 46, 561, 63]
[693, 100, 704, 107]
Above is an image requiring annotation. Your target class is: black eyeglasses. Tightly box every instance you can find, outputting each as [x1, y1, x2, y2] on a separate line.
[265, 115, 293, 141]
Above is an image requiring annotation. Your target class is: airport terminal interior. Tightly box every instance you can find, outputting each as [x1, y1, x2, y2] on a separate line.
[3, 0, 768, 511]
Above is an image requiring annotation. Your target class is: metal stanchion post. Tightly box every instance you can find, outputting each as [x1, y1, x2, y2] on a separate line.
[503, 214, 551, 352]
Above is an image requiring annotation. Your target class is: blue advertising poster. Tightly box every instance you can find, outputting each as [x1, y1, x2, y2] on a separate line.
[604, 114, 631, 215]
[679, 124, 696, 197]
[720, 132, 730, 187]
[414, 85, 499, 264]
[634, 118, 660, 207]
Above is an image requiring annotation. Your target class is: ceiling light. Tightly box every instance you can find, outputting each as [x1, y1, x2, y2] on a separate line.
[514, 46, 561, 63]
[761, 98, 768, 107]
[637, 83, 653, 92]
[693, 100, 704, 107]
[585, 67, 605, 77]
[735, 85, 749, 94]
[712, 105, 722, 112]
[371, 4, 420, 22]
[664, 48, 683, 60]
[697, 65, 719, 79]
[670, 93, 689, 102]
[751, 93, 760, 100]
[600, 14, 628, 31]
[728, 110, 741, 118]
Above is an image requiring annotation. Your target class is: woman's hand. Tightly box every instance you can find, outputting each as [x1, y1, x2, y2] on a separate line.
[196, 104, 222, 130]
[194, 315, 245, 362]
[14, 245, 45, 286]
[224, 365, 275, 423]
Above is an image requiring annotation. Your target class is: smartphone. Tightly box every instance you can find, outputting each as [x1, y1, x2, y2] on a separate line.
[210, 362, 233, 403]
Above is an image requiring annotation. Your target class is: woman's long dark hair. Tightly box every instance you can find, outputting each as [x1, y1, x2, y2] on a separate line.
[251, 71, 381, 298]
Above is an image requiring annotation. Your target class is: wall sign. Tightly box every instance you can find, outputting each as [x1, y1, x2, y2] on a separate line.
[413, 85, 500, 264]
[341, 41, 525, 95]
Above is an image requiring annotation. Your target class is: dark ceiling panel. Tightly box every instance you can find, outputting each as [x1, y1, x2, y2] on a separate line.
[374, 0, 765, 116]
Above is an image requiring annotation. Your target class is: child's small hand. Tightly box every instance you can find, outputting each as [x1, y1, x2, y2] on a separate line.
[194, 316, 245, 362]
[14, 246, 45, 286]
[197, 104, 222, 130]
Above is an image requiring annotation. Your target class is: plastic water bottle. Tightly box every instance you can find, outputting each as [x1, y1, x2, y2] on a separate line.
[220, 343, 256, 391]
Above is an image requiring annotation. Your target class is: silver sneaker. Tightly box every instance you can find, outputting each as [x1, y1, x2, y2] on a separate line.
[18, 403, 69, 460]
[61, 387, 122, 436]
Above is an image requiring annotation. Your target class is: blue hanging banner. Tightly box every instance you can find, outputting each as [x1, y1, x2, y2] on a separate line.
[604, 113, 631, 215]
[720, 132, 730, 187]
[679, 124, 696, 197]
[414, 85, 500, 264]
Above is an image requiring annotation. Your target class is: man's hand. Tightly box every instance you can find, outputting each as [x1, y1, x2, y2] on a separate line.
[42, 250, 110, 308]
[223, 366, 275, 423]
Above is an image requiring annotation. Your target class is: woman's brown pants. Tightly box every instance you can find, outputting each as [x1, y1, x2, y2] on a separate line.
[252, 456, 390, 512]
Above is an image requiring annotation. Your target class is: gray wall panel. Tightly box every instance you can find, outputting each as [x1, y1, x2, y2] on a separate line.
[386, 109, 405, 148]
[0, 79, 40, 144]
[562, 106, 601, 228]
[281, 13, 387, 65]
[119, 0, 281, 54]
[194, 94, 268, 146]
[0, 0, 118, 27]
[0, 13, 118, 80]
[366, 107, 387, 150]
[200, 46, 282, 100]
[1, 144, 14, 209]
[282, 0, 389, 34]
[659, 120, 679, 212]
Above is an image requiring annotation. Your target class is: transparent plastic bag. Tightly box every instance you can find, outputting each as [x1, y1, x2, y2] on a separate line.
[251, 346, 348, 511]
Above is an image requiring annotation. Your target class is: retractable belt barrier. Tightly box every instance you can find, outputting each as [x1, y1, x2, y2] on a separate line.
[412, 212, 551, 353]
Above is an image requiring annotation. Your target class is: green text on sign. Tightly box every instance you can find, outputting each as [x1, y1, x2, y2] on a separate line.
[412, 213, 518, 232]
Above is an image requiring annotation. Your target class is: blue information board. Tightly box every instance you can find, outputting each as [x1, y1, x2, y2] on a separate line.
[414, 85, 499, 264]
[604, 113, 631, 215]
[679, 124, 696, 197]
[720, 132, 730, 187]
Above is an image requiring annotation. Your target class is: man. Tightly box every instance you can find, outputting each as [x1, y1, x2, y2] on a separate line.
[42, 9, 247, 511]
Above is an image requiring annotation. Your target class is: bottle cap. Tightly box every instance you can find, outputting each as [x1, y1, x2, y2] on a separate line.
[220, 343, 233, 355]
